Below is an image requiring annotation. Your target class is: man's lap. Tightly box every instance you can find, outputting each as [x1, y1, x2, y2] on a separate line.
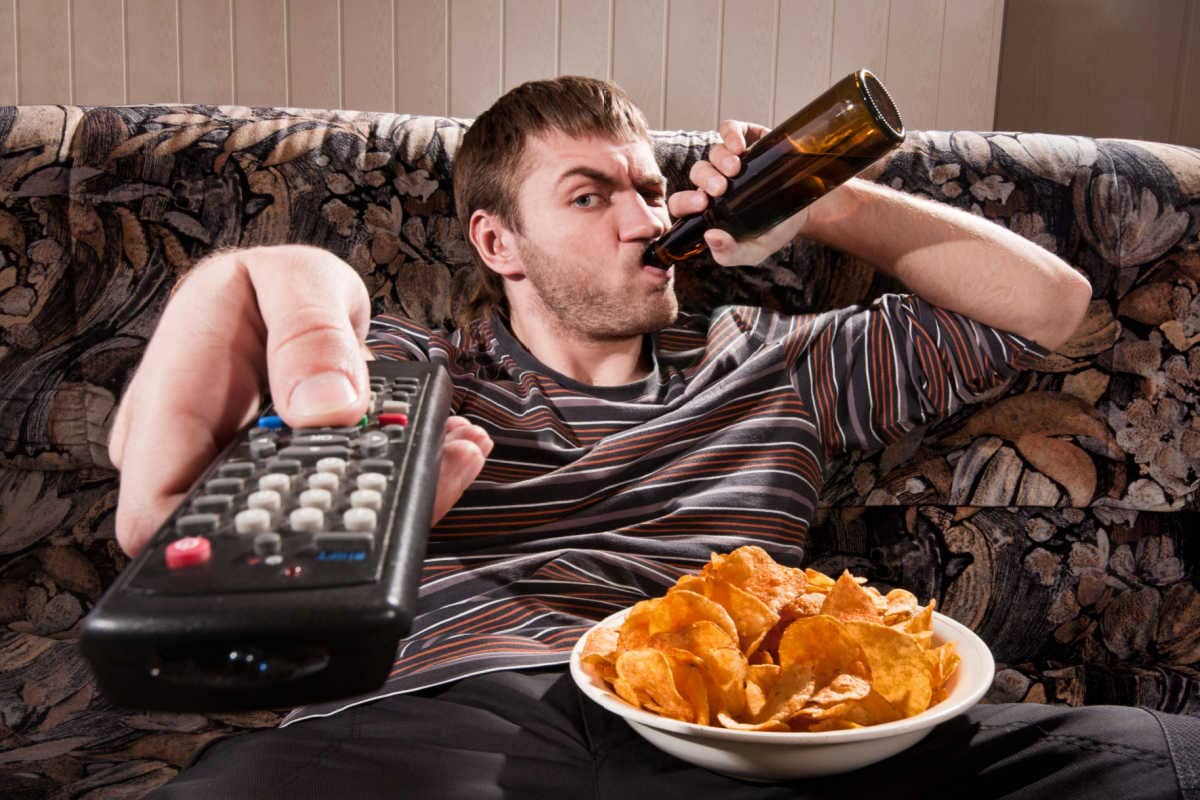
[147, 668, 1194, 800]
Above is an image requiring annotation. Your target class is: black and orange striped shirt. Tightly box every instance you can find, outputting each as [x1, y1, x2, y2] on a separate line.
[281, 294, 1048, 726]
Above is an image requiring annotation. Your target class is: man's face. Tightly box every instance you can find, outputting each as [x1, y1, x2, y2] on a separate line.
[509, 130, 676, 340]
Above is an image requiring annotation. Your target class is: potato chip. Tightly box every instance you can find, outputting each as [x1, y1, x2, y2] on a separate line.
[702, 546, 807, 613]
[674, 574, 779, 654]
[820, 571, 885, 623]
[651, 589, 738, 642]
[615, 648, 694, 722]
[843, 621, 933, 717]
[777, 615, 866, 687]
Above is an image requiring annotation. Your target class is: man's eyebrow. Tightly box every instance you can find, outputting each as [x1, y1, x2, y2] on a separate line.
[555, 166, 667, 194]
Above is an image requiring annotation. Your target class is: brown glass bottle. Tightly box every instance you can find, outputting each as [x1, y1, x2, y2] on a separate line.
[644, 69, 905, 268]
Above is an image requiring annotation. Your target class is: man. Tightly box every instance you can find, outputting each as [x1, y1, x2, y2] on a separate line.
[117, 77, 1192, 798]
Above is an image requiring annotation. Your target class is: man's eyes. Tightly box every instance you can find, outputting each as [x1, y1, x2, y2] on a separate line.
[572, 193, 603, 208]
[570, 189, 665, 207]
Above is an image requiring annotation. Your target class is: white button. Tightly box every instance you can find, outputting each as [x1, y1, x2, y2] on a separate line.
[381, 400, 410, 415]
[308, 472, 339, 492]
[289, 507, 324, 532]
[350, 489, 382, 510]
[258, 473, 291, 493]
[246, 490, 282, 513]
[300, 488, 333, 511]
[343, 507, 377, 531]
[235, 508, 272, 535]
[357, 472, 388, 492]
[316, 457, 347, 476]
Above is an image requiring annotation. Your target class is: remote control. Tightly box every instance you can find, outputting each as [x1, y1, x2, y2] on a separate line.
[81, 360, 453, 711]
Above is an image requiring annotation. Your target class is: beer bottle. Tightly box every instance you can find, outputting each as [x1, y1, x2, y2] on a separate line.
[644, 69, 904, 268]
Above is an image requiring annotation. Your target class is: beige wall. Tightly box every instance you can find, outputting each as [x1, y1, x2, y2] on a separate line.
[0, 0, 1006, 132]
[996, 0, 1200, 147]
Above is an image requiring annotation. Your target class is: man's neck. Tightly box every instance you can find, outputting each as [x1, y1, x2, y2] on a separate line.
[507, 311, 650, 387]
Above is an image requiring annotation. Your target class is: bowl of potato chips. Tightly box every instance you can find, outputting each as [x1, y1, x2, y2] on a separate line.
[570, 546, 994, 781]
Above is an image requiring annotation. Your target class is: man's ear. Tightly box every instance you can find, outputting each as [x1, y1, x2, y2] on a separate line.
[468, 209, 525, 280]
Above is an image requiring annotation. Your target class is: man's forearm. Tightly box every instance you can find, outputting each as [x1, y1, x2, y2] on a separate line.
[800, 179, 1093, 351]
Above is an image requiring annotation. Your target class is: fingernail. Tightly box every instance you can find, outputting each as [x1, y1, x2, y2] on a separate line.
[290, 372, 357, 418]
[708, 178, 723, 193]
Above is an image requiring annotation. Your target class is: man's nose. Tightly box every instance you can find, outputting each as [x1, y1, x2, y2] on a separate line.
[619, 193, 668, 242]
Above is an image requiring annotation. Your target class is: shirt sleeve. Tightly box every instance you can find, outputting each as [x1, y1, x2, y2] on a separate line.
[802, 292, 1051, 460]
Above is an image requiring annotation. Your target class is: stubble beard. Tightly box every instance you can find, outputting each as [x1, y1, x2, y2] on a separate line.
[517, 238, 679, 340]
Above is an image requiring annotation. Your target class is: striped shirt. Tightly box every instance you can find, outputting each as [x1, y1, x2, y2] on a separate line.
[281, 294, 1048, 726]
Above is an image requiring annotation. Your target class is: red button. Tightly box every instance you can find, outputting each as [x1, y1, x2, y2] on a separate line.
[379, 413, 409, 427]
[165, 536, 212, 569]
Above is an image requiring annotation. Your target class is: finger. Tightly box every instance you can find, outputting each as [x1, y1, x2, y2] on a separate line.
[432, 424, 493, 525]
[688, 161, 727, 196]
[114, 261, 268, 555]
[246, 246, 372, 429]
[666, 188, 710, 219]
[705, 142, 742, 178]
[718, 120, 749, 155]
[703, 229, 741, 264]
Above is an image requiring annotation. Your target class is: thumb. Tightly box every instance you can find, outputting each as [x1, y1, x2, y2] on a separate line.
[244, 246, 373, 427]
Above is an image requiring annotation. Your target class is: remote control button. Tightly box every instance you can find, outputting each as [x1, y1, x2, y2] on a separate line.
[194, 495, 234, 515]
[206, 477, 245, 495]
[253, 532, 282, 556]
[358, 431, 389, 457]
[317, 457, 348, 477]
[289, 507, 324, 533]
[308, 472, 339, 492]
[257, 415, 285, 429]
[343, 507, 377, 532]
[379, 413, 409, 427]
[165, 536, 211, 569]
[356, 473, 388, 493]
[350, 489, 382, 510]
[292, 434, 351, 447]
[314, 531, 374, 554]
[294, 426, 360, 436]
[247, 489, 283, 512]
[250, 438, 277, 459]
[265, 457, 303, 475]
[277, 445, 353, 465]
[300, 488, 333, 511]
[258, 473, 292, 494]
[235, 508, 272, 535]
[382, 424, 407, 439]
[381, 400, 411, 415]
[177, 513, 219, 536]
[218, 462, 257, 479]
[359, 458, 394, 475]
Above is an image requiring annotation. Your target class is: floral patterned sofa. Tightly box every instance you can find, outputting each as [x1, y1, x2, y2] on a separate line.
[0, 104, 1197, 798]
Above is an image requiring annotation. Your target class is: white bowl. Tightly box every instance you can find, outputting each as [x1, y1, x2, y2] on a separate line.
[569, 608, 994, 781]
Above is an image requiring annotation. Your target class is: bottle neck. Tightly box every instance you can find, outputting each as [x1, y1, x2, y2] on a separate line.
[642, 209, 718, 268]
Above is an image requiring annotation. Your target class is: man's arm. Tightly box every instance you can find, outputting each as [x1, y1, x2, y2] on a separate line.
[674, 121, 1093, 353]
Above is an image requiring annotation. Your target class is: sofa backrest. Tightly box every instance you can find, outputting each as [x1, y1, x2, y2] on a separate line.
[1, 105, 1198, 517]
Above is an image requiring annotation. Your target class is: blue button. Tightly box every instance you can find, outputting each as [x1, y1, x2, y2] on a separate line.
[317, 551, 367, 562]
[257, 415, 285, 429]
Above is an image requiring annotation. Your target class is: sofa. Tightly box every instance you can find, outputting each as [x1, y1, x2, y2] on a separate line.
[0, 103, 1196, 797]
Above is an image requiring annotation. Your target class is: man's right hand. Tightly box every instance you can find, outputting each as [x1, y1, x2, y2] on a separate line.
[108, 245, 492, 557]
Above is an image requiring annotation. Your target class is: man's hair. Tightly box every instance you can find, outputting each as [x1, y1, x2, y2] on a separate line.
[453, 75, 652, 328]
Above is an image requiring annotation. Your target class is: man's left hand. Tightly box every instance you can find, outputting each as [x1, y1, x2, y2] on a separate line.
[666, 119, 815, 267]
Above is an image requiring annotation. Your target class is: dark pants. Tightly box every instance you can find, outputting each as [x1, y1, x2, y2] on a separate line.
[148, 668, 1198, 800]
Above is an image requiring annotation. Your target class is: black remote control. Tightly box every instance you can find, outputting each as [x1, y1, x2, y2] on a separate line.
[81, 360, 452, 711]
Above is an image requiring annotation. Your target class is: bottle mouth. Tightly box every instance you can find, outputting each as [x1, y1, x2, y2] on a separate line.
[859, 70, 905, 141]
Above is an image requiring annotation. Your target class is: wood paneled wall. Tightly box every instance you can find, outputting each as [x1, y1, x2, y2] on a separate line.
[0, 0, 1006, 131]
[996, 0, 1200, 147]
